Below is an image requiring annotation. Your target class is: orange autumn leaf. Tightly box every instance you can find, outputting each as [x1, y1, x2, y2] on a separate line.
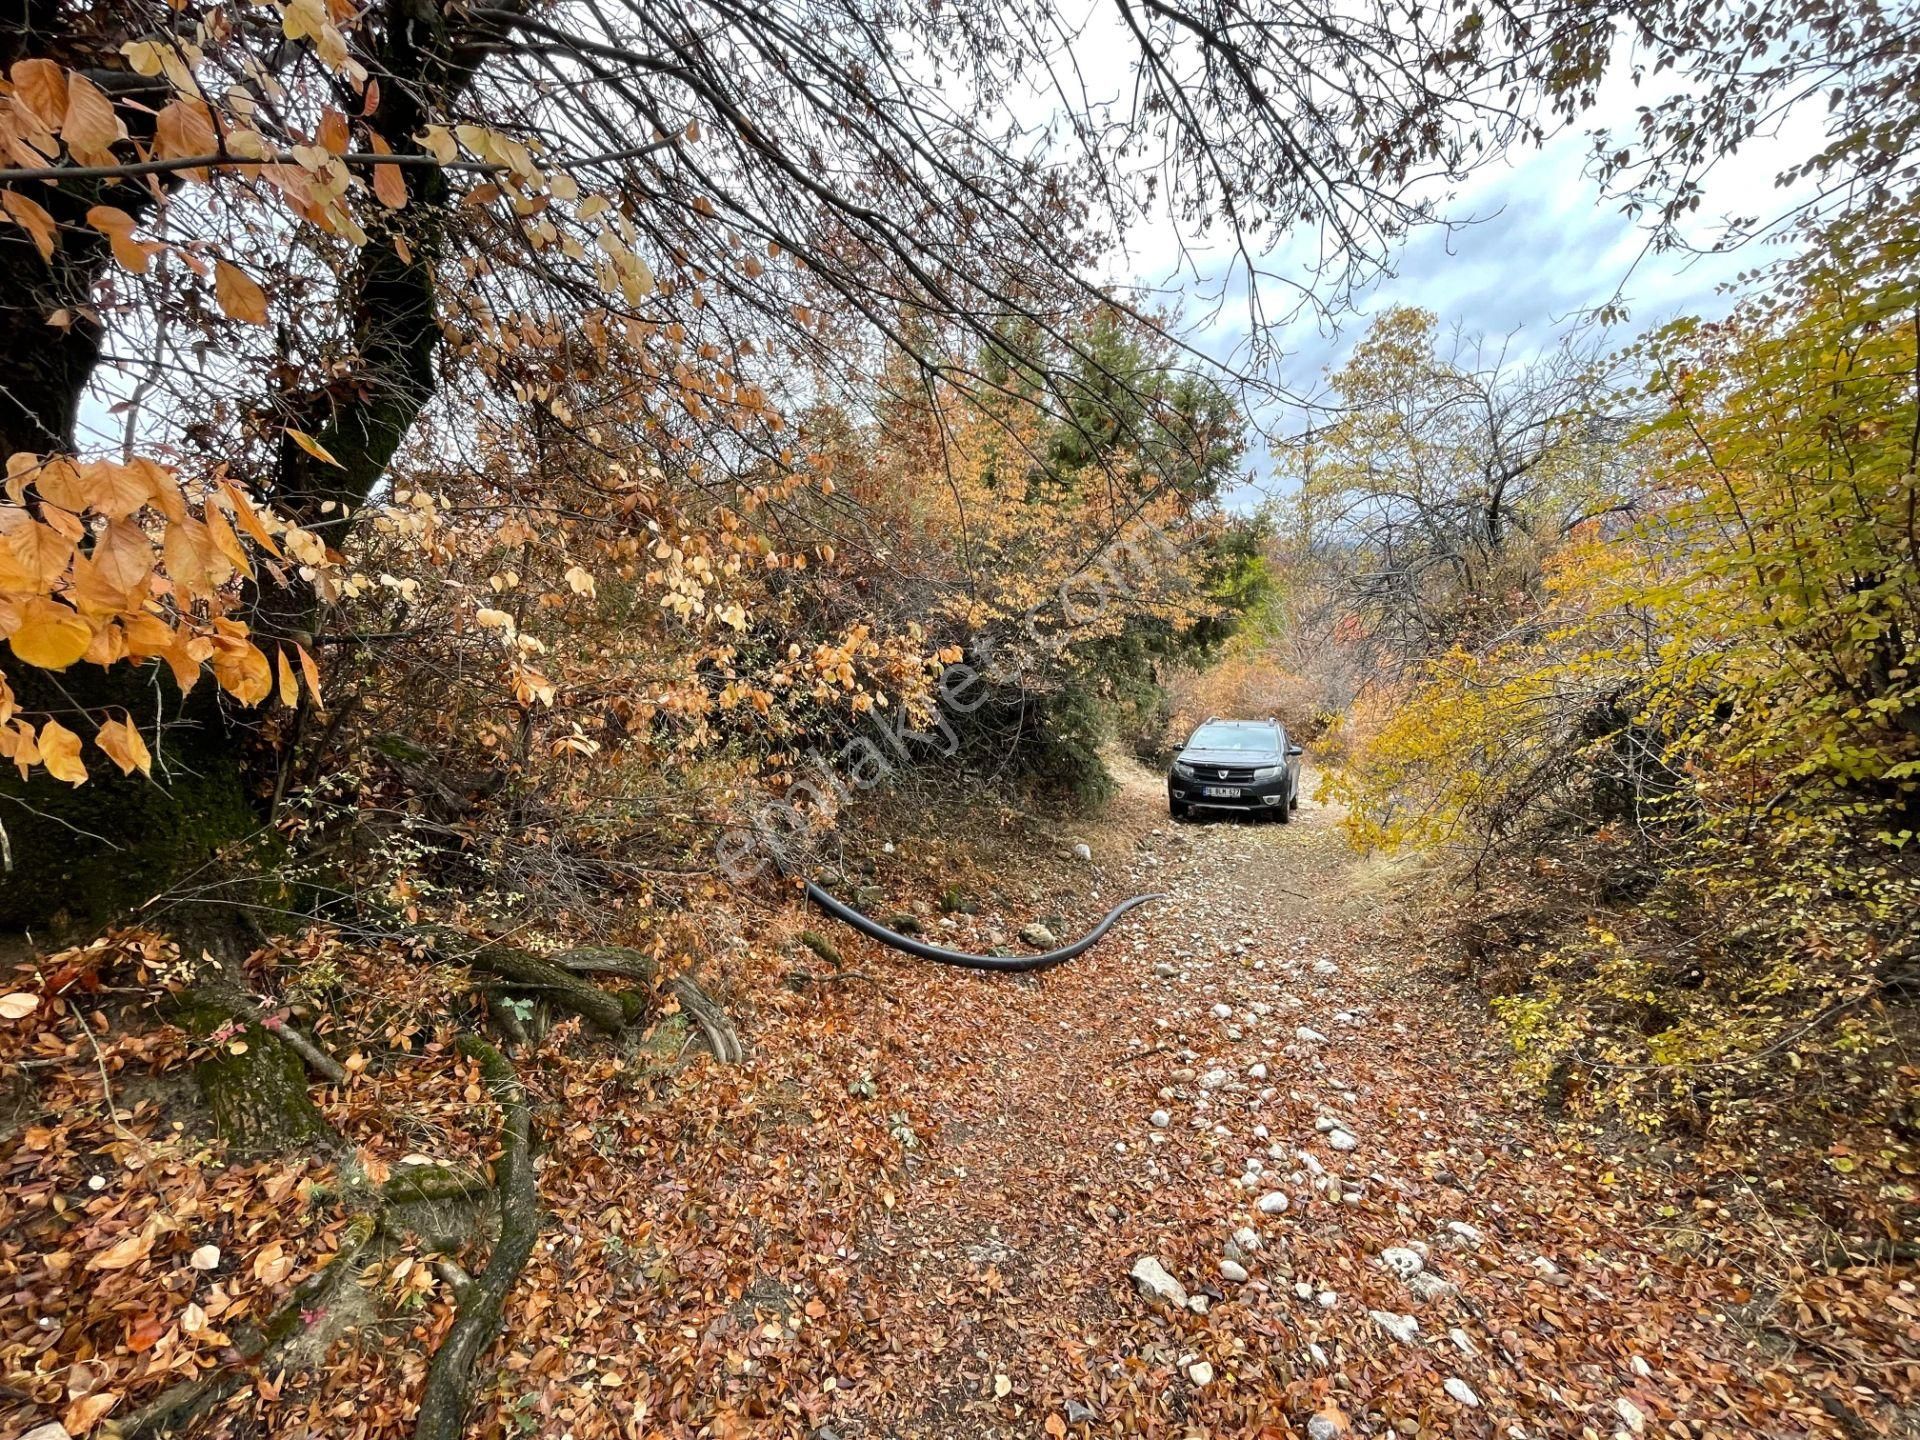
[36, 716, 87, 784]
[8, 58, 67, 131]
[60, 72, 120, 163]
[276, 644, 299, 707]
[210, 637, 273, 704]
[95, 716, 152, 775]
[219, 480, 285, 558]
[0, 188, 59, 262]
[215, 258, 270, 325]
[295, 640, 323, 703]
[205, 500, 255, 578]
[369, 132, 408, 209]
[62, 1390, 121, 1435]
[153, 95, 217, 179]
[85, 205, 160, 274]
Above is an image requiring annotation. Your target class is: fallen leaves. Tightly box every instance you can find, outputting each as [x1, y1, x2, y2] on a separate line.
[0, 991, 39, 1019]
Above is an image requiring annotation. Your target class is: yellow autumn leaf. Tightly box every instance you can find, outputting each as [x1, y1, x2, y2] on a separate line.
[95, 716, 152, 776]
[85, 205, 158, 274]
[219, 481, 285, 558]
[61, 72, 120, 163]
[0, 189, 59, 263]
[86, 1226, 153, 1270]
[9, 596, 91, 669]
[37, 716, 87, 784]
[210, 637, 272, 704]
[285, 428, 343, 467]
[77, 459, 154, 519]
[215, 259, 269, 325]
[8, 59, 67, 131]
[276, 645, 298, 707]
[295, 641, 323, 703]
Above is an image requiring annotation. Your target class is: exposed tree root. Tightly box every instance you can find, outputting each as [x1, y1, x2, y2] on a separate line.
[191, 990, 347, 1084]
[551, 947, 744, 1062]
[670, 975, 744, 1063]
[549, 945, 659, 984]
[421, 928, 630, 1034]
[107, 1214, 379, 1438]
[412, 1034, 540, 1440]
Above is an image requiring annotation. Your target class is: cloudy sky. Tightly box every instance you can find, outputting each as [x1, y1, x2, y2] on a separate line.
[1056, 12, 1826, 503]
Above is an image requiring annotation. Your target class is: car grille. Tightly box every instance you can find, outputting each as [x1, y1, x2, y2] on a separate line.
[1192, 765, 1261, 783]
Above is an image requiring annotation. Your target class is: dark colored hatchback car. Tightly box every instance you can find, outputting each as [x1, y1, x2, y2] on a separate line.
[1167, 717, 1303, 821]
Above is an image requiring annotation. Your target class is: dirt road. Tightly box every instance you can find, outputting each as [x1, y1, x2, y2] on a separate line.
[813, 762, 1880, 1438]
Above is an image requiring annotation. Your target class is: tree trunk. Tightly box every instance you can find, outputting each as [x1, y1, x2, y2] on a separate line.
[1, 0, 524, 937]
[0, 663, 256, 936]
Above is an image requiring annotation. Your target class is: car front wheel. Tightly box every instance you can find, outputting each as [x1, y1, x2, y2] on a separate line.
[1170, 798, 1190, 820]
[1275, 786, 1293, 823]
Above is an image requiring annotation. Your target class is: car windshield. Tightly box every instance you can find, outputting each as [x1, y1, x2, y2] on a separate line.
[1187, 724, 1276, 752]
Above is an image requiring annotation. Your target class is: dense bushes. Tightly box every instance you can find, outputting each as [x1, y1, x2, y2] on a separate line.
[1327, 229, 1919, 1198]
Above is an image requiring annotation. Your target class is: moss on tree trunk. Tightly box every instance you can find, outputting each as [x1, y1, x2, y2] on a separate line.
[0, 664, 256, 938]
[177, 997, 332, 1155]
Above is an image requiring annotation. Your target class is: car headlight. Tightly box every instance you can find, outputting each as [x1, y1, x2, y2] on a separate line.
[1172, 761, 1196, 778]
[1252, 765, 1282, 780]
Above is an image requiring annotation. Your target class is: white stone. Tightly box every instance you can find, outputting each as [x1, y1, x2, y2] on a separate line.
[1211, 1003, 1233, 1020]
[1316, 1289, 1337, 1308]
[1072, 842, 1092, 861]
[1150, 1109, 1171, 1129]
[1186, 1359, 1214, 1386]
[1615, 1397, 1647, 1433]
[1307, 1413, 1340, 1440]
[1368, 1310, 1419, 1345]
[1379, 1247, 1424, 1280]
[1154, 962, 1178, 979]
[1444, 1377, 1480, 1408]
[1449, 1327, 1478, 1355]
[1328, 1130, 1359, 1152]
[1199, 1068, 1230, 1089]
[1220, 1259, 1249, 1283]
[1257, 1191, 1290, 1215]
[1446, 1220, 1484, 1247]
[1233, 1226, 1261, 1253]
[1130, 1256, 1188, 1307]
[1248, 1062, 1268, 1080]
[1296, 1026, 1328, 1044]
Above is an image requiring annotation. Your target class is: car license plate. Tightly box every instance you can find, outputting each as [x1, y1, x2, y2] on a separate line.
[1203, 786, 1241, 798]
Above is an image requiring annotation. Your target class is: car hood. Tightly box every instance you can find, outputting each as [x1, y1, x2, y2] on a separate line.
[1178, 749, 1280, 767]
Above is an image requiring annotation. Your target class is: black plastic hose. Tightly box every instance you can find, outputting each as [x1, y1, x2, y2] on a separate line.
[804, 881, 1166, 973]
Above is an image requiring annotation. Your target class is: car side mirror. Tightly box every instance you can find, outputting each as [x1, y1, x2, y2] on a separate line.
[1287, 744, 1304, 757]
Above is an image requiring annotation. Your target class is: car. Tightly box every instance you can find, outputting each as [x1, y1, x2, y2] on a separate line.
[1167, 717, 1304, 822]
